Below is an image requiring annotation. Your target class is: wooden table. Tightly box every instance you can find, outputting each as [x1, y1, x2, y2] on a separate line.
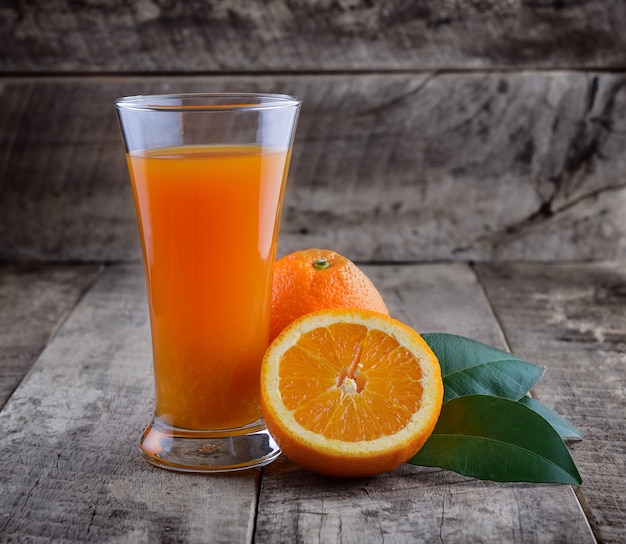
[1, 260, 623, 543]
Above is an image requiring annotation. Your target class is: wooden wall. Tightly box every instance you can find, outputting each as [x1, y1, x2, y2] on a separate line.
[1, 0, 625, 262]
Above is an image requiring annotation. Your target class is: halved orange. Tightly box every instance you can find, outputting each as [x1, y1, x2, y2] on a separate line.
[260, 309, 444, 477]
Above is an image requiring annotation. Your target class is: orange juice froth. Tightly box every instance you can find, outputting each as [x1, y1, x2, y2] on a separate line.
[127, 145, 290, 430]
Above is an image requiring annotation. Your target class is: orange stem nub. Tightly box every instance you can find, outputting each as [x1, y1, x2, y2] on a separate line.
[313, 258, 332, 271]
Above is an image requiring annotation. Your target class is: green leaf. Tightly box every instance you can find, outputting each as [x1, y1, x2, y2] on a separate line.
[409, 395, 582, 485]
[422, 333, 545, 402]
[519, 396, 582, 440]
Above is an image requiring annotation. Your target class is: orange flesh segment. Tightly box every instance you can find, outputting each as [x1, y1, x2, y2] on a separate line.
[278, 323, 425, 442]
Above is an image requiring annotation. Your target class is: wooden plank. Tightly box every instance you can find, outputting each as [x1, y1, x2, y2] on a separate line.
[0, 80, 141, 262]
[0, 264, 258, 542]
[0, 264, 102, 409]
[1, 1, 625, 72]
[476, 262, 626, 544]
[1, 73, 624, 263]
[254, 263, 595, 543]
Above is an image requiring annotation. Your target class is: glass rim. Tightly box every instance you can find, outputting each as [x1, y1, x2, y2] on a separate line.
[114, 92, 301, 112]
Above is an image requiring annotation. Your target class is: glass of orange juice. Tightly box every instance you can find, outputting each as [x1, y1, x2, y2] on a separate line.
[115, 93, 300, 472]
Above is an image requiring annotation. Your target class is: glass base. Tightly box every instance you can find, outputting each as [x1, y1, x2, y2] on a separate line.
[139, 417, 281, 473]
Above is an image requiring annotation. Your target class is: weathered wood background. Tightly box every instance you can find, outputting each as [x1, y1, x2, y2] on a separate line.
[1, 2, 626, 543]
[1, 0, 625, 262]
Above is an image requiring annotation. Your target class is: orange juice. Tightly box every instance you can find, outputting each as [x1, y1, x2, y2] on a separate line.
[127, 145, 289, 430]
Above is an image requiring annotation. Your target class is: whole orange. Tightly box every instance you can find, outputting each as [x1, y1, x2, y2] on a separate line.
[270, 248, 389, 341]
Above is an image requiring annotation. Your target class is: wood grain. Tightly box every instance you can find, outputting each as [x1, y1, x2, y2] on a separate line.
[1, 73, 624, 263]
[0, 264, 259, 542]
[0, 0, 620, 539]
[1, 0, 625, 72]
[0, 264, 102, 409]
[476, 262, 626, 544]
[0, 262, 596, 542]
[254, 263, 595, 544]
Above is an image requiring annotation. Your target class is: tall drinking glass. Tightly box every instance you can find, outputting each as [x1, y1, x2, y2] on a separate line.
[115, 93, 300, 472]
